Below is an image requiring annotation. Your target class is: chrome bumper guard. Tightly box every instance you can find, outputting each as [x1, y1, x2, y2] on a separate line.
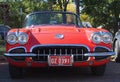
[4, 52, 115, 57]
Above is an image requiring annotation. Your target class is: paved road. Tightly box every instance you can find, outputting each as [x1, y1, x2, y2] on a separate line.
[0, 61, 120, 82]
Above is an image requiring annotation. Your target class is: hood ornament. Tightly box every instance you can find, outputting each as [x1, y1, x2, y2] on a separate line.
[55, 34, 64, 39]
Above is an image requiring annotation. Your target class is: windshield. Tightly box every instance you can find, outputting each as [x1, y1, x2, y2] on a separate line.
[23, 11, 83, 27]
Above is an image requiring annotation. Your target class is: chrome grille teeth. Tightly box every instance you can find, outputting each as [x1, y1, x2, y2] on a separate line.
[32, 46, 88, 56]
[32, 46, 89, 61]
[36, 48, 87, 55]
[82, 49, 83, 60]
[49, 49, 51, 55]
[65, 49, 67, 55]
[71, 49, 72, 54]
[54, 49, 56, 55]
[60, 49, 62, 56]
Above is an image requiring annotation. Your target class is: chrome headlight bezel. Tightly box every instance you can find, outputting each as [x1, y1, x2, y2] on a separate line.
[91, 32, 113, 44]
[91, 33, 101, 44]
[6, 33, 17, 45]
[18, 32, 29, 44]
[102, 32, 112, 43]
[7, 32, 29, 45]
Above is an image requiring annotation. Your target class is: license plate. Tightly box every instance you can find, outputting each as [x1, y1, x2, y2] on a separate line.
[48, 56, 73, 66]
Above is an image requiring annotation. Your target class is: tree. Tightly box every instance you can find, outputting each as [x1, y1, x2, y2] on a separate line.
[82, 0, 120, 34]
[47, 0, 70, 11]
[0, 3, 9, 25]
[6, 0, 49, 28]
[57, 0, 70, 11]
[47, 0, 57, 10]
[0, 0, 78, 28]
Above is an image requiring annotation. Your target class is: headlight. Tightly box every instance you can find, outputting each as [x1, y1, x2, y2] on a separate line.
[91, 33, 101, 43]
[7, 33, 17, 44]
[102, 33, 112, 43]
[91, 32, 112, 44]
[18, 33, 28, 44]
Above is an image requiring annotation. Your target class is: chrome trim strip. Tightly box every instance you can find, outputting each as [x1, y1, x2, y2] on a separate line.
[4, 53, 37, 57]
[8, 46, 27, 52]
[4, 51, 115, 57]
[84, 52, 115, 56]
[30, 44, 90, 52]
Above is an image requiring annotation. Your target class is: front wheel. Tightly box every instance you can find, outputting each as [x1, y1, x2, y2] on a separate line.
[91, 64, 106, 76]
[9, 64, 23, 79]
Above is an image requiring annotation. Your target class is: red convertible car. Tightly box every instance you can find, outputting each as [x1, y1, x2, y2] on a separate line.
[4, 11, 114, 78]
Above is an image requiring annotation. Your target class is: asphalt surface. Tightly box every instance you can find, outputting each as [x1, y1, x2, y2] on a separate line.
[0, 61, 120, 82]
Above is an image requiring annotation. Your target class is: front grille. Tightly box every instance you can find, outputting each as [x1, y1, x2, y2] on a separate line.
[32, 46, 88, 55]
[32, 46, 89, 61]
[32, 56, 48, 61]
[74, 55, 88, 61]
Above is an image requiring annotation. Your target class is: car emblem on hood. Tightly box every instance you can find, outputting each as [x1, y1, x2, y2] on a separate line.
[55, 34, 64, 39]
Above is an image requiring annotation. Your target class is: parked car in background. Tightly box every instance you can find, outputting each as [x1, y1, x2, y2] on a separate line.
[4, 11, 114, 78]
[113, 30, 120, 62]
[0, 24, 11, 40]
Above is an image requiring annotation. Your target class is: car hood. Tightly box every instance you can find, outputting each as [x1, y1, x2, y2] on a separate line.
[8, 25, 108, 45]
[29, 25, 80, 33]
[26, 25, 108, 45]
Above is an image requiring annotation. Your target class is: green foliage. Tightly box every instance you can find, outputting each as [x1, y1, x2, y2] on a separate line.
[0, 0, 70, 28]
[57, 0, 70, 11]
[0, 40, 6, 55]
[82, 0, 120, 34]
[1, 0, 119, 35]
[0, 0, 49, 28]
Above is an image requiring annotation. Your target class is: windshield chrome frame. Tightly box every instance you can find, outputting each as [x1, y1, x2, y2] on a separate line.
[23, 11, 83, 28]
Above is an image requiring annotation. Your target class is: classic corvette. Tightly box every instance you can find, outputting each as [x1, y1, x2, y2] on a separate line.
[4, 11, 114, 78]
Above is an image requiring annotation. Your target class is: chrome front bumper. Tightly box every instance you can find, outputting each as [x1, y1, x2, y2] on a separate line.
[4, 52, 115, 57]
